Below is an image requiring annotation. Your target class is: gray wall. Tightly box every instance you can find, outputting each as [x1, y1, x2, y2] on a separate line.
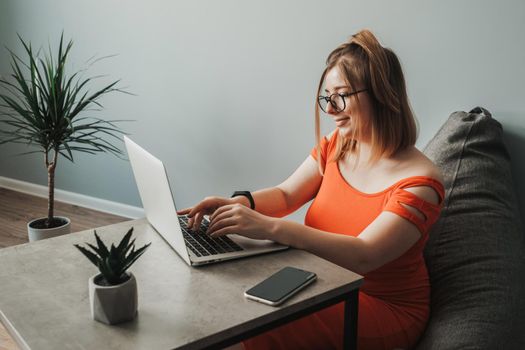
[1, 0, 524, 222]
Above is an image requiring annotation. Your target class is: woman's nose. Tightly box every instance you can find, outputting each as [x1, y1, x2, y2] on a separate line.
[326, 101, 339, 115]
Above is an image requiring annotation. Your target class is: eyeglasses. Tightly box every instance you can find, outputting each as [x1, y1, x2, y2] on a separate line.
[317, 89, 367, 113]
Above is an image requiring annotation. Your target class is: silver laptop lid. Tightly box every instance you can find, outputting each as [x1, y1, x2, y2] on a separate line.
[124, 136, 191, 265]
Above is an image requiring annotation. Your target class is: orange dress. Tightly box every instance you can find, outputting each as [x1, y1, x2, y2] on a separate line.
[243, 132, 444, 350]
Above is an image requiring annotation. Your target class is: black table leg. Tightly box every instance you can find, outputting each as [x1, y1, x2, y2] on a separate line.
[343, 289, 359, 350]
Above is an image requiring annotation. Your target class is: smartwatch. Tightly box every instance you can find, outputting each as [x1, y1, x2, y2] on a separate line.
[231, 191, 255, 210]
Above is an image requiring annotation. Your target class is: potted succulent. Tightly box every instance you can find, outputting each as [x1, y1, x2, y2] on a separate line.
[0, 33, 128, 241]
[75, 227, 151, 325]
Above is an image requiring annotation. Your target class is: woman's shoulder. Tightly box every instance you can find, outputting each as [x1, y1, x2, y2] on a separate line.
[324, 129, 339, 144]
[319, 129, 340, 156]
[392, 147, 444, 186]
[413, 149, 443, 181]
[388, 147, 444, 203]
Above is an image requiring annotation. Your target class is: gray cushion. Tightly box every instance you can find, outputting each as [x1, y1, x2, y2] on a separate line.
[416, 107, 525, 350]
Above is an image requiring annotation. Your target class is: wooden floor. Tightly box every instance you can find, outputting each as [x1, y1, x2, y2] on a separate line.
[0, 187, 130, 247]
[0, 187, 130, 350]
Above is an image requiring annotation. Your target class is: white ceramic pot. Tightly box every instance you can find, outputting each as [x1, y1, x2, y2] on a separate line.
[88, 272, 138, 325]
[27, 216, 71, 242]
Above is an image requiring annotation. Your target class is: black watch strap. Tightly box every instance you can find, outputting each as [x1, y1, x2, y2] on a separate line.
[231, 191, 255, 210]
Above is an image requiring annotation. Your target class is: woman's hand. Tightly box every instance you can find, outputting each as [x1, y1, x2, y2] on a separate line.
[207, 203, 277, 240]
[177, 196, 236, 232]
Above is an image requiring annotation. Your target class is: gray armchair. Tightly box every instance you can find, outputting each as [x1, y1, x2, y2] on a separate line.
[416, 108, 525, 349]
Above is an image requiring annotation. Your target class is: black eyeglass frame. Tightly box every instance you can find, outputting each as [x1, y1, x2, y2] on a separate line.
[317, 89, 367, 113]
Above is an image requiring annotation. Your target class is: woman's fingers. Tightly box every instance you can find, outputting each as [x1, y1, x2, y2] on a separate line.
[208, 208, 236, 233]
[177, 207, 192, 215]
[209, 223, 239, 237]
[192, 212, 205, 232]
[208, 217, 237, 236]
[188, 197, 223, 218]
[188, 201, 207, 218]
[210, 203, 239, 222]
[185, 199, 214, 230]
[181, 197, 235, 232]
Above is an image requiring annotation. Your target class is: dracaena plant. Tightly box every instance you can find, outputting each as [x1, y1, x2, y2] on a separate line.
[74, 227, 151, 285]
[0, 33, 130, 229]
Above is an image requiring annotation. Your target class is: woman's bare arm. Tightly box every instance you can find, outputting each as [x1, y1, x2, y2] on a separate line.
[233, 155, 322, 217]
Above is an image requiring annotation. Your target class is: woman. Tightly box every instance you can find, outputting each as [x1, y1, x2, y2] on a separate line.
[179, 29, 444, 350]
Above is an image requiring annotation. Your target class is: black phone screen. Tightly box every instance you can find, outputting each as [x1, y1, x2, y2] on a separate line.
[245, 266, 316, 303]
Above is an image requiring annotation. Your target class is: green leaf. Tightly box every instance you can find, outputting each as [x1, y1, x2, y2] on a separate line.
[116, 227, 133, 257]
[122, 238, 136, 258]
[97, 257, 114, 284]
[73, 226, 149, 284]
[122, 242, 151, 272]
[74, 244, 101, 268]
[62, 142, 74, 162]
[58, 150, 74, 162]
[86, 243, 102, 256]
[93, 230, 109, 258]
[109, 244, 118, 261]
[0, 33, 130, 163]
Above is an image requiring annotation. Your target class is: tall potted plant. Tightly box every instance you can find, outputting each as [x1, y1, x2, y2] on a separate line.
[0, 34, 128, 241]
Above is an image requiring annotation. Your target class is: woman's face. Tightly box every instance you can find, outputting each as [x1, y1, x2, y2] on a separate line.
[322, 67, 372, 139]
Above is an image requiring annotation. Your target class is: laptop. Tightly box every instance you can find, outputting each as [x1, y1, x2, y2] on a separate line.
[124, 136, 289, 266]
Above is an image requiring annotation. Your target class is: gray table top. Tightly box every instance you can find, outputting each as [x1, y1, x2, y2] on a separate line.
[0, 218, 363, 350]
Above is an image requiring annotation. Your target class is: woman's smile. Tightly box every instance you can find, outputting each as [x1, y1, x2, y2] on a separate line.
[334, 116, 351, 127]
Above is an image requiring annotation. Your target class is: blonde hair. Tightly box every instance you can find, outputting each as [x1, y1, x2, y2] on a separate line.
[315, 29, 418, 173]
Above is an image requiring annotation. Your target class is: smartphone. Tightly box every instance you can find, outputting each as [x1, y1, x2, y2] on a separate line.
[244, 266, 317, 306]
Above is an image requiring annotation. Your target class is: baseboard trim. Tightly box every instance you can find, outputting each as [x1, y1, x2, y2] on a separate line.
[0, 176, 144, 219]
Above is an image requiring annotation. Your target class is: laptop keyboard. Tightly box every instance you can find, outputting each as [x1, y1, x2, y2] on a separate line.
[178, 215, 244, 257]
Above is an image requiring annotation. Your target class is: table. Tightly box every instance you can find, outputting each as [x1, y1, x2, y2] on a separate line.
[0, 218, 363, 349]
